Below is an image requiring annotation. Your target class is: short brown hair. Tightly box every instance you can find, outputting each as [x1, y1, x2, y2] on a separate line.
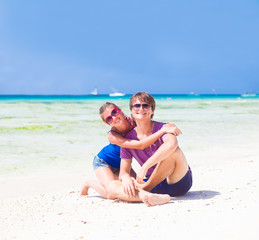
[129, 92, 156, 119]
[99, 102, 121, 121]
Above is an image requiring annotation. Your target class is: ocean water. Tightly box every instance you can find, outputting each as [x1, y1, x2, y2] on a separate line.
[0, 94, 259, 179]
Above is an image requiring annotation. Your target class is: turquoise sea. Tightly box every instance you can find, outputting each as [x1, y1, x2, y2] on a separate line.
[1, 94, 259, 179]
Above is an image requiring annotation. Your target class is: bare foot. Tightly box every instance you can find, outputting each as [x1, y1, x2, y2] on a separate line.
[140, 191, 170, 207]
[144, 193, 171, 206]
[80, 185, 90, 196]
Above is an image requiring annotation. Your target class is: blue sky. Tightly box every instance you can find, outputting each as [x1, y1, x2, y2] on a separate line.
[0, 0, 259, 95]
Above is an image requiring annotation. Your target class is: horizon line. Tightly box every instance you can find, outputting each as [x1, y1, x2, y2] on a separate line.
[0, 93, 257, 96]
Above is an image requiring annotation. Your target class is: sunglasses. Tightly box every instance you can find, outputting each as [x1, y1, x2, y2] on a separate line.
[132, 103, 150, 110]
[105, 107, 120, 125]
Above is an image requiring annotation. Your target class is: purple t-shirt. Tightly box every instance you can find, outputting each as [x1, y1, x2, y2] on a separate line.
[120, 121, 167, 178]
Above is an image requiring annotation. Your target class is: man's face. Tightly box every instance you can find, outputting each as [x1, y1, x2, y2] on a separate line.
[131, 98, 154, 121]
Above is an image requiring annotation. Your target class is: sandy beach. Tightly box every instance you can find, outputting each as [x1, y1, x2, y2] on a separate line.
[1, 97, 259, 240]
[1, 151, 258, 240]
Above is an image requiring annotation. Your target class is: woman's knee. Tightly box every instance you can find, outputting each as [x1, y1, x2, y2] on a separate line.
[106, 180, 121, 199]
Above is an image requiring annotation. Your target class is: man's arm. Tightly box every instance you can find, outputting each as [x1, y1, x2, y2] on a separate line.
[119, 157, 136, 197]
[136, 134, 178, 183]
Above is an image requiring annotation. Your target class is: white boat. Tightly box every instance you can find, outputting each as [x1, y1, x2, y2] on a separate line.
[90, 88, 98, 95]
[109, 87, 125, 97]
[109, 92, 125, 97]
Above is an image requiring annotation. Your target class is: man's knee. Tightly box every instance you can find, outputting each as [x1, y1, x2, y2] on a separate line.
[168, 147, 187, 165]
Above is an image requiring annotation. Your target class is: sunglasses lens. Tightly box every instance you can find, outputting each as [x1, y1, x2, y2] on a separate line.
[111, 108, 119, 116]
[106, 116, 113, 124]
[142, 104, 150, 109]
[133, 104, 149, 109]
[133, 104, 141, 109]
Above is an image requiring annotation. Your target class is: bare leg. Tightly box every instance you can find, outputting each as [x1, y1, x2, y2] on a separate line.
[81, 167, 136, 198]
[142, 147, 189, 192]
[107, 180, 170, 207]
[80, 179, 107, 196]
[80, 167, 117, 198]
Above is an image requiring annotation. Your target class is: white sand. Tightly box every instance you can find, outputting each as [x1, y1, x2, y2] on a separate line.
[1, 154, 259, 240]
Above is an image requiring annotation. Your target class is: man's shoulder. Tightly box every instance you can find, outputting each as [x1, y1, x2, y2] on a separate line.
[154, 121, 165, 126]
[125, 127, 137, 139]
[153, 121, 165, 131]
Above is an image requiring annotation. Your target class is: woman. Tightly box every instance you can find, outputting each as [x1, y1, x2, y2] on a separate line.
[81, 102, 182, 200]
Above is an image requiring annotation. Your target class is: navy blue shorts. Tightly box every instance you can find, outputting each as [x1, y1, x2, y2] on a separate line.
[150, 167, 192, 197]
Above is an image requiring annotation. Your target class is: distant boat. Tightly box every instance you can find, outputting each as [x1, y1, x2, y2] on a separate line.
[90, 88, 98, 95]
[109, 92, 125, 97]
[109, 87, 125, 97]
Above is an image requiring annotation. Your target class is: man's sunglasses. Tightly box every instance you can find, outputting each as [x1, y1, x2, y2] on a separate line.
[132, 103, 150, 110]
[105, 107, 120, 125]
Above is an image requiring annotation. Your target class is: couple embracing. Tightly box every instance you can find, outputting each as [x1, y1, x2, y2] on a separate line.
[81, 92, 192, 206]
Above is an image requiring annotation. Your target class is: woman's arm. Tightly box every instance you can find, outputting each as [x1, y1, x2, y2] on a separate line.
[108, 123, 180, 150]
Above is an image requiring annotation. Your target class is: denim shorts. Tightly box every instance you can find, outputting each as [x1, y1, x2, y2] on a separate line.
[92, 155, 119, 173]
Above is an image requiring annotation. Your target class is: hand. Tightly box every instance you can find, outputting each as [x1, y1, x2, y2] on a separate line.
[133, 179, 146, 190]
[136, 166, 148, 184]
[162, 123, 182, 136]
[122, 176, 136, 198]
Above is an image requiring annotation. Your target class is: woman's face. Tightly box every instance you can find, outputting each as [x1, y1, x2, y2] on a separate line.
[131, 98, 153, 121]
[102, 106, 125, 127]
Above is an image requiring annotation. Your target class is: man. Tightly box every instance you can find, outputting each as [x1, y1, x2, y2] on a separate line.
[119, 92, 192, 197]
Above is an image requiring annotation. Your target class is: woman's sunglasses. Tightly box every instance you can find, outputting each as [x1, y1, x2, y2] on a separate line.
[132, 103, 150, 110]
[105, 108, 120, 125]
